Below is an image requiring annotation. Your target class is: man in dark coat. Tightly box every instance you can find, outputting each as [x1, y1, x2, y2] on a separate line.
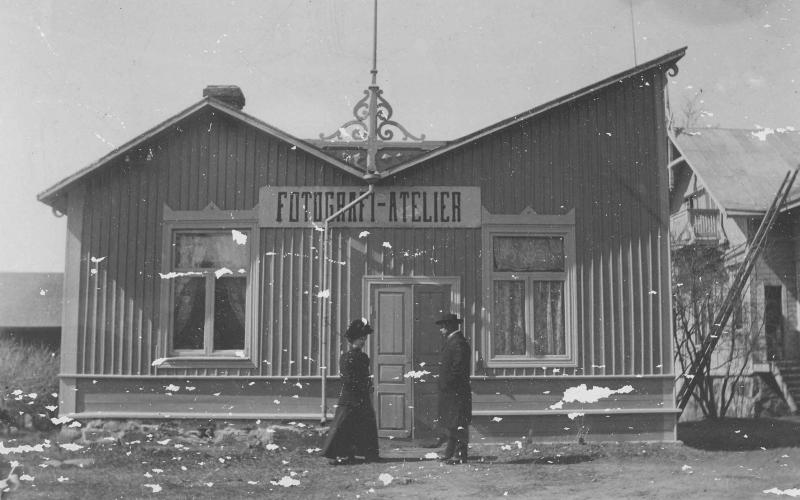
[436, 313, 472, 464]
[322, 319, 380, 464]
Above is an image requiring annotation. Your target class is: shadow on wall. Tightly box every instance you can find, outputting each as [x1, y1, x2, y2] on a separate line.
[678, 417, 800, 451]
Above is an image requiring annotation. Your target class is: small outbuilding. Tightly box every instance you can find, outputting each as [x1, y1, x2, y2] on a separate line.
[0, 272, 62, 350]
[38, 47, 686, 442]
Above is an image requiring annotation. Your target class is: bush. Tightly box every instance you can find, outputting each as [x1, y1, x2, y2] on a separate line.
[0, 338, 59, 430]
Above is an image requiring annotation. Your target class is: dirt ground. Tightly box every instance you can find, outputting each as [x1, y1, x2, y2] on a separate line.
[2, 418, 800, 499]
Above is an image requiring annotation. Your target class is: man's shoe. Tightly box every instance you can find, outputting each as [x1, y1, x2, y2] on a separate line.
[444, 457, 466, 465]
[328, 456, 357, 465]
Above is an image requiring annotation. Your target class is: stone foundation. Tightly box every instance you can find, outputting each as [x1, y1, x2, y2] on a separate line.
[55, 418, 327, 449]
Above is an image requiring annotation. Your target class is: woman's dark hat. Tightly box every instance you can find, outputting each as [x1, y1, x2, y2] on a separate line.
[344, 319, 374, 341]
[435, 313, 462, 326]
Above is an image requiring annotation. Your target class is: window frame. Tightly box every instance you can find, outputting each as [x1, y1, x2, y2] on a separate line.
[158, 204, 260, 369]
[482, 208, 577, 368]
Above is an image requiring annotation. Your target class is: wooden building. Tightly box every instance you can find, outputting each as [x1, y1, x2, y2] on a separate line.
[669, 128, 800, 416]
[38, 47, 686, 442]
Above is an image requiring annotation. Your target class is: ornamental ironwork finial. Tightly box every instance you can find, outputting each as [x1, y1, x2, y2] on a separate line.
[319, 0, 425, 172]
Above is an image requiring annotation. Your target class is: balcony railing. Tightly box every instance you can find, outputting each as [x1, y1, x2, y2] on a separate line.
[670, 208, 722, 246]
[690, 208, 720, 240]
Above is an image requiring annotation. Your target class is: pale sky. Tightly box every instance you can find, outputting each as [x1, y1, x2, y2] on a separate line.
[2, 0, 798, 272]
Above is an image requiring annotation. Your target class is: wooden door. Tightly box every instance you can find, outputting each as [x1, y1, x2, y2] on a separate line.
[412, 284, 452, 440]
[372, 286, 413, 438]
[765, 285, 783, 360]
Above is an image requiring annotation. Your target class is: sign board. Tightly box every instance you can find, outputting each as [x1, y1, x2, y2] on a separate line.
[258, 186, 481, 228]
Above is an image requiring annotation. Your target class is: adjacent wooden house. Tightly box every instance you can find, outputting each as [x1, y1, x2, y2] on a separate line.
[38, 47, 686, 442]
[0, 272, 62, 350]
[669, 127, 800, 416]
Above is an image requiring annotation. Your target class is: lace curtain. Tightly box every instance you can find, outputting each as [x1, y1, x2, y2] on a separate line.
[493, 280, 565, 356]
[532, 281, 565, 355]
[213, 277, 246, 350]
[493, 236, 564, 272]
[175, 231, 249, 269]
[173, 277, 205, 350]
[493, 281, 526, 355]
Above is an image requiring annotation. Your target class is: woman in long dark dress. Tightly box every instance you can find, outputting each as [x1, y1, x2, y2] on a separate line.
[322, 319, 380, 464]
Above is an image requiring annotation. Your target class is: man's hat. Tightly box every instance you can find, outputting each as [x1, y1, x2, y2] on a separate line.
[435, 313, 462, 326]
[344, 319, 374, 341]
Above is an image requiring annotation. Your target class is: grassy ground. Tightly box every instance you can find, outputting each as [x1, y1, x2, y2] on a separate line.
[2, 418, 800, 499]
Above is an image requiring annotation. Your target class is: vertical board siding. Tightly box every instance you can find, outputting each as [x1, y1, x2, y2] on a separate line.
[73, 68, 672, 380]
[394, 69, 669, 377]
[74, 109, 354, 376]
[258, 227, 483, 377]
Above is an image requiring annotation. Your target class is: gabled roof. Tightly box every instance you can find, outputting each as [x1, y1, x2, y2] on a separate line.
[0, 272, 63, 328]
[378, 46, 687, 178]
[672, 128, 800, 215]
[38, 47, 686, 207]
[37, 98, 366, 208]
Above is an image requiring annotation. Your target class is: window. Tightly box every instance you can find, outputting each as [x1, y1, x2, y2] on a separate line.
[171, 230, 249, 353]
[159, 205, 259, 368]
[482, 210, 576, 367]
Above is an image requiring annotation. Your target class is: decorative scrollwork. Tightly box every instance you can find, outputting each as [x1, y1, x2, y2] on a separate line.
[375, 90, 425, 141]
[320, 86, 425, 144]
[352, 90, 371, 121]
[319, 119, 368, 142]
[666, 63, 679, 77]
[319, 90, 370, 141]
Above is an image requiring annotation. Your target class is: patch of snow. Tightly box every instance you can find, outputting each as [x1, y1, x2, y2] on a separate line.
[215, 267, 233, 278]
[752, 128, 775, 141]
[763, 487, 800, 497]
[231, 230, 247, 245]
[403, 370, 431, 379]
[271, 476, 300, 487]
[59, 443, 84, 451]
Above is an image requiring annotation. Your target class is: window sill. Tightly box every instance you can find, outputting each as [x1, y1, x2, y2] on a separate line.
[152, 356, 258, 370]
[483, 357, 578, 369]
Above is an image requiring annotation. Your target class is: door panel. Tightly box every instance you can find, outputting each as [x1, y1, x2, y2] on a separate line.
[378, 394, 406, 430]
[373, 287, 412, 438]
[412, 284, 452, 440]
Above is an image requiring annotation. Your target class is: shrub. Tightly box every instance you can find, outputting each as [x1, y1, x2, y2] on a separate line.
[0, 338, 60, 430]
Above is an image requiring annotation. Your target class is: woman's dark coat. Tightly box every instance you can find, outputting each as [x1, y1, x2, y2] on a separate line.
[322, 347, 379, 459]
[437, 331, 472, 429]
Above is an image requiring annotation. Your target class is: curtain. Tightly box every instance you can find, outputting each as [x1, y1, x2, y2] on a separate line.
[175, 231, 249, 269]
[532, 281, 565, 355]
[493, 280, 526, 355]
[172, 277, 205, 350]
[493, 236, 564, 272]
[213, 277, 246, 350]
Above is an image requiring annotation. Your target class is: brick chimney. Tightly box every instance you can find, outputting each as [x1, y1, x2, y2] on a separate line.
[203, 85, 245, 110]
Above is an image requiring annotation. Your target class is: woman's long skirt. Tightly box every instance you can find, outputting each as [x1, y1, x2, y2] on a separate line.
[322, 402, 379, 459]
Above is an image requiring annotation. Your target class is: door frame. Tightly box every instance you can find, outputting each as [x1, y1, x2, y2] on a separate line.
[363, 275, 461, 438]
